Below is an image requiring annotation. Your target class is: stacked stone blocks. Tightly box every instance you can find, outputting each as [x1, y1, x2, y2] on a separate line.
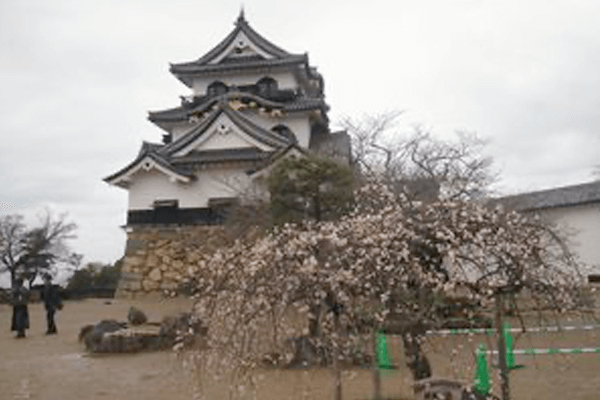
[116, 225, 228, 299]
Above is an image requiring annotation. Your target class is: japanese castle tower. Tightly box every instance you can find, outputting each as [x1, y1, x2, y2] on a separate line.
[105, 12, 349, 227]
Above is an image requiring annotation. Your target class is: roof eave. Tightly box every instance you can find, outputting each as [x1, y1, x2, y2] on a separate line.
[104, 152, 193, 189]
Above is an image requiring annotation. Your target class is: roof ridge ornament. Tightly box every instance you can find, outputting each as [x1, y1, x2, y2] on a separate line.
[236, 6, 246, 25]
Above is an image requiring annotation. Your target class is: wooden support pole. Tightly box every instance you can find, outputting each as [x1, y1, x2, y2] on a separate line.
[495, 293, 510, 400]
[372, 330, 381, 400]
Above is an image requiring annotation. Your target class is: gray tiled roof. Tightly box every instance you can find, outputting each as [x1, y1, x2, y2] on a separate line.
[160, 103, 293, 156]
[148, 94, 327, 125]
[170, 12, 306, 86]
[171, 148, 273, 164]
[103, 145, 193, 185]
[171, 55, 308, 76]
[492, 180, 600, 211]
[104, 124, 281, 186]
[137, 141, 165, 157]
[148, 107, 188, 123]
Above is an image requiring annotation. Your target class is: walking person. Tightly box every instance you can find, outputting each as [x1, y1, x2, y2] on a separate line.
[41, 274, 62, 335]
[11, 277, 30, 338]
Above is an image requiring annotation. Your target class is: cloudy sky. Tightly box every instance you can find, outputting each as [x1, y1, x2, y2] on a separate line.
[1, 0, 599, 280]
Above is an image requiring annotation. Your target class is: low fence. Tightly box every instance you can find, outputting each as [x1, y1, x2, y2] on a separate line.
[61, 287, 117, 300]
[0, 287, 117, 303]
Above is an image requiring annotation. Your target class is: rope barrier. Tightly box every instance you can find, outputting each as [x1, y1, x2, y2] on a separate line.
[425, 324, 600, 336]
[486, 347, 600, 355]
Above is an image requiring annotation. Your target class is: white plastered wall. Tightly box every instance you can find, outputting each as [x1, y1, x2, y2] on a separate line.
[171, 123, 195, 142]
[210, 32, 273, 64]
[534, 203, 600, 273]
[192, 71, 297, 95]
[128, 167, 253, 210]
[166, 109, 311, 148]
[174, 113, 273, 155]
[241, 111, 311, 148]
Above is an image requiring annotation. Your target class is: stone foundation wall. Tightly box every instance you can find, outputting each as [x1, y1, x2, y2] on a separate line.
[116, 225, 229, 299]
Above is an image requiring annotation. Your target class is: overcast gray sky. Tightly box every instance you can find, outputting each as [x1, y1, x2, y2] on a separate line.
[1, 0, 599, 280]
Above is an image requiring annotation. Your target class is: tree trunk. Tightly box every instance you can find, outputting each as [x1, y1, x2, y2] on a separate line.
[308, 303, 322, 337]
[402, 332, 431, 381]
[495, 293, 510, 400]
[313, 192, 321, 222]
[372, 330, 381, 400]
[332, 313, 342, 400]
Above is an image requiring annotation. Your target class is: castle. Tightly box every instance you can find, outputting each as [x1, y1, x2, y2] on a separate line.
[105, 11, 349, 227]
[104, 12, 349, 297]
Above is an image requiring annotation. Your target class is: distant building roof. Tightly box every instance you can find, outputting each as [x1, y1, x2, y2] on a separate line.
[492, 180, 600, 211]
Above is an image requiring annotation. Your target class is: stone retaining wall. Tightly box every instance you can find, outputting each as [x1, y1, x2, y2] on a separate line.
[115, 225, 229, 299]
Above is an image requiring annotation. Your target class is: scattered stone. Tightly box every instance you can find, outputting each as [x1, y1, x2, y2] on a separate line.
[127, 307, 148, 325]
[159, 312, 206, 348]
[79, 312, 206, 354]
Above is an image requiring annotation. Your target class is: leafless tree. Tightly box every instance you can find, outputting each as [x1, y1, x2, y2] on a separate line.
[0, 210, 80, 287]
[340, 111, 497, 201]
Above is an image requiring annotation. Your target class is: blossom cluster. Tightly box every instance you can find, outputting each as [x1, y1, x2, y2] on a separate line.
[186, 180, 589, 379]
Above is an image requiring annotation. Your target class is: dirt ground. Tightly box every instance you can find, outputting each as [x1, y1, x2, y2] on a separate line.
[1, 299, 599, 400]
[0, 298, 196, 400]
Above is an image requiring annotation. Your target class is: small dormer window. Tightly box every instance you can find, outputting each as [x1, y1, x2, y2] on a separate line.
[256, 77, 278, 98]
[207, 81, 228, 97]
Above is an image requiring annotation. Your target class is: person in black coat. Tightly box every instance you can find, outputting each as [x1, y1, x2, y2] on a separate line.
[41, 274, 62, 335]
[11, 277, 30, 338]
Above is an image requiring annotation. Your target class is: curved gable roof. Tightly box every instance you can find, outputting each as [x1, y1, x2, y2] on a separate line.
[104, 144, 193, 189]
[161, 102, 293, 157]
[170, 13, 306, 86]
[197, 11, 291, 64]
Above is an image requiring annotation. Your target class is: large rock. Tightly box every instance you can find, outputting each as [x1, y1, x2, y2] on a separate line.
[79, 319, 164, 353]
[79, 319, 128, 352]
[127, 307, 148, 325]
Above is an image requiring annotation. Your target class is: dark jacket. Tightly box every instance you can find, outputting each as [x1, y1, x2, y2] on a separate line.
[11, 286, 29, 306]
[11, 286, 30, 331]
[41, 284, 62, 310]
